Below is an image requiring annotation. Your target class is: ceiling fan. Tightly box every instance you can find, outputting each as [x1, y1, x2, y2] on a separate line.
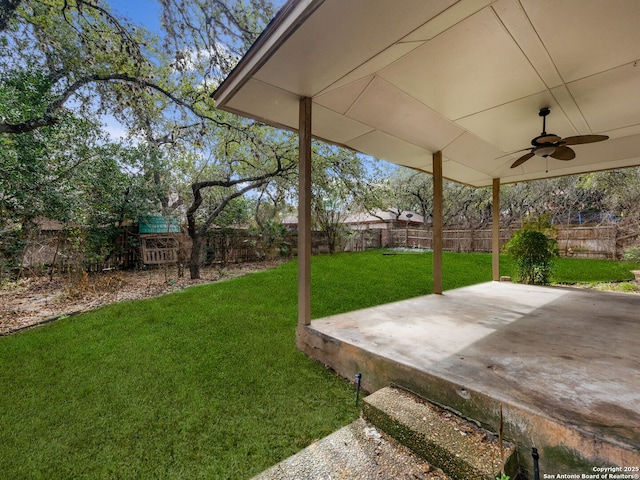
[510, 107, 609, 168]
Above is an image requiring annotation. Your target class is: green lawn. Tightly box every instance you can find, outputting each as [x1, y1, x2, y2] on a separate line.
[0, 251, 637, 479]
[551, 256, 638, 284]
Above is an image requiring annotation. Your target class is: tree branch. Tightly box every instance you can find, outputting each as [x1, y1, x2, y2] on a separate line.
[197, 179, 268, 237]
[0, 0, 21, 32]
[187, 153, 295, 238]
[0, 72, 235, 135]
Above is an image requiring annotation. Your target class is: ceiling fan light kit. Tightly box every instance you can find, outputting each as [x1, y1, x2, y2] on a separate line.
[534, 145, 557, 157]
[510, 108, 609, 168]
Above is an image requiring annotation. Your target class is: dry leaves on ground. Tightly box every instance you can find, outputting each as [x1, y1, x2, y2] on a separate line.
[0, 261, 285, 336]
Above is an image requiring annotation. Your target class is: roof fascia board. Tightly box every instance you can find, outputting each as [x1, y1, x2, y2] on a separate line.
[213, 0, 324, 106]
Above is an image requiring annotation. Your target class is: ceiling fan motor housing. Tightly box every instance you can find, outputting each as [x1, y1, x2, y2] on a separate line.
[532, 134, 561, 146]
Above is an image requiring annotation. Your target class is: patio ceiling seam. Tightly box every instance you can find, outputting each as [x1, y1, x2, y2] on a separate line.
[342, 75, 377, 118]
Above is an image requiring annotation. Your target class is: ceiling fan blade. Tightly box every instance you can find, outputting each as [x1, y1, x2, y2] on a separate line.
[496, 147, 532, 160]
[511, 152, 535, 168]
[550, 145, 576, 160]
[562, 134, 609, 145]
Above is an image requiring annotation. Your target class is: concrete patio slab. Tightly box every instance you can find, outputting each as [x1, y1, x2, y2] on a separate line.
[297, 282, 640, 478]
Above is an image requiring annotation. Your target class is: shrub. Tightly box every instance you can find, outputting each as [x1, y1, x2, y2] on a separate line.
[505, 227, 558, 285]
[0, 228, 26, 283]
[623, 246, 640, 264]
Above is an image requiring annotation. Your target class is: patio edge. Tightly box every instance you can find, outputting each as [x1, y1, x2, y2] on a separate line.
[297, 325, 640, 479]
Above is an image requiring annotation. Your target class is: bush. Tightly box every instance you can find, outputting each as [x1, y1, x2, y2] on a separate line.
[623, 246, 640, 264]
[0, 228, 26, 283]
[505, 228, 558, 285]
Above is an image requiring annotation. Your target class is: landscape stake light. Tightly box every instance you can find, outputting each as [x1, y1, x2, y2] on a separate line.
[355, 372, 362, 407]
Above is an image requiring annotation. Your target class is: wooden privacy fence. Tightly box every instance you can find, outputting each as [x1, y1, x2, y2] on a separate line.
[204, 230, 260, 264]
[136, 225, 640, 263]
[556, 225, 617, 259]
[346, 224, 630, 259]
[344, 229, 382, 251]
[376, 227, 515, 253]
[22, 224, 638, 272]
[22, 227, 139, 272]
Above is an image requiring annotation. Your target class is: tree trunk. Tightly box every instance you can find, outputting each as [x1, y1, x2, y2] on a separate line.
[327, 228, 336, 254]
[189, 233, 202, 279]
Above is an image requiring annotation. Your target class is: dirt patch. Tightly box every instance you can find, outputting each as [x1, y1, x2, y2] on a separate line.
[0, 260, 286, 336]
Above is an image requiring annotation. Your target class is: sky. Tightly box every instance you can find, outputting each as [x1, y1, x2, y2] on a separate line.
[109, 0, 162, 31]
[108, 0, 287, 35]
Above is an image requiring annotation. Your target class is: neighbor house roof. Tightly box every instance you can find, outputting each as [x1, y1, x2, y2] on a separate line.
[214, 0, 640, 188]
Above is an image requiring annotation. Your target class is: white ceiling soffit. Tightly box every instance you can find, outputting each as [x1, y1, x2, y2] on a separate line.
[214, 0, 640, 187]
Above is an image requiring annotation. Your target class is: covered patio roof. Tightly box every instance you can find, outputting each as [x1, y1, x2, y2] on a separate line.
[214, 0, 640, 187]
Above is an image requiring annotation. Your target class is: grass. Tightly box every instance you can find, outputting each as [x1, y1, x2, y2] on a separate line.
[0, 250, 637, 479]
[550, 256, 638, 284]
[0, 262, 352, 480]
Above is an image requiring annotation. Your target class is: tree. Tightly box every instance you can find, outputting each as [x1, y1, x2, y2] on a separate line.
[386, 167, 493, 228]
[311, 145, 386, 253]
[252, 179, 293, 229]
[0, 0, 276, 138]
[158, 0, 275, 85]
[247, 177, 295, 259]
[2, 0, 303, 280]
[0, 0, 158, 135]
[182, 122, 297, 279]
[441, 182, 492, 228]
[579, 168, 640, 252]
[0, 108, 159, 278]
[386, 169, 432, 223]
[0, 0, 21, 31]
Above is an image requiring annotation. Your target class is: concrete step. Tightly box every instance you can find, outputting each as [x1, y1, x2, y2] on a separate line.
[362, 386, 517, 480]
[252, 417, 451, 480]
